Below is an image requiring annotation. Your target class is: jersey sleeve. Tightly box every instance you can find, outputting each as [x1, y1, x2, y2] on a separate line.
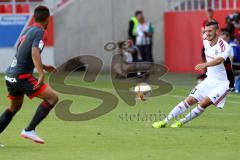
[32, 30, 44, 50]
[217, 42, 231, 61]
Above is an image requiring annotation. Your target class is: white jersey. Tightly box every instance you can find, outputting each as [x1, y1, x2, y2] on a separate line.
[136, 22, 151, 46]
[203, 38, 231, 82]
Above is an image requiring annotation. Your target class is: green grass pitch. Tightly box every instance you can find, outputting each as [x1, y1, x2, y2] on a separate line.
[0, 73, 240, 160]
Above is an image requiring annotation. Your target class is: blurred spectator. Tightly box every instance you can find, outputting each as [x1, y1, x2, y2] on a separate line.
[225, 11, 240, 40]
[220, 30, 240, 92]
[136, 14, 154, 62]
[220, 30, 240, 64]
[201, 8, 217, 36]
[128, 11, 142, 44]
[112, 40, 142, 78]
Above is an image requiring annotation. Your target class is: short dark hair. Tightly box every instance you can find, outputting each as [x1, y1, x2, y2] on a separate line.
[221, 28, 228, 32]
[220, 29, 230, 37]
[118, 41, 128, 49]
[220, 31, 230, 37]
[207, 8, 214, 13]
[205, 21, 219, 30]
[135, 10, 142, 17]
[34, 6, 50, 23]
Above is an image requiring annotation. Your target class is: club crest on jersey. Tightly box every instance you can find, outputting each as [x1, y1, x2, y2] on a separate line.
[10, 57, 17, 67]
[38, 40, 44, 50]
[215, 49, 219, 55]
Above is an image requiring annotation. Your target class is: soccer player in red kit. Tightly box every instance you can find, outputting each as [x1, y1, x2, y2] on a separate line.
[0, 6, 59, 144]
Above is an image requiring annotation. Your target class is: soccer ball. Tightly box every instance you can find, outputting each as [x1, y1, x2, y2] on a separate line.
[134, 83, 152, 101]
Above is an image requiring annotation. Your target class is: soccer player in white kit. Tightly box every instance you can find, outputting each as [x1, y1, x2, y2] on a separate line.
[152, 21, 234, 128]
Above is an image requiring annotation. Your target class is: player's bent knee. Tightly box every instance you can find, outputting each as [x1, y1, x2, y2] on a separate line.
[199, 97, 212, 109]
[46, 93, 59, 106]
[40, 86, 59, 106]
[185, 96, 198, 106]
[53, 94, 59, 106]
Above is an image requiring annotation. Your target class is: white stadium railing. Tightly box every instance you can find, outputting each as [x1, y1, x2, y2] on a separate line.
[166, 0, 239, 12]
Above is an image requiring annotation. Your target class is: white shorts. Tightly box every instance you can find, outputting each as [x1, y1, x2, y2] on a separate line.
[189, 80, 230, 109]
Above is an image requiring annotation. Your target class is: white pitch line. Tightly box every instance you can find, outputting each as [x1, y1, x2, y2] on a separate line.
[205, 112, 240, 116]
[228, 94, 240, 98]
[174, 84, 240, 98]
[56, 83, 240, 104]
[163, 94, 240, 104]
[92, 87, 240, 104]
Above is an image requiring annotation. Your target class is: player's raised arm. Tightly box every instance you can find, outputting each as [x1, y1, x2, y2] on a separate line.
[195, 56, 225, 70]
[205, 56, 225, 66]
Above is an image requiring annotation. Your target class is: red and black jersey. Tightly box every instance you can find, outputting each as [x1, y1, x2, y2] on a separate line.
[5, 23, 46, 77]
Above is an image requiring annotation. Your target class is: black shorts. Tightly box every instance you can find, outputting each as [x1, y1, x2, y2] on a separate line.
[5, 74, 48, 100]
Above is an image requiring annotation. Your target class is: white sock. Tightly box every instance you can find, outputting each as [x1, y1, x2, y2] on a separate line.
[164, 101, 190, 123]
[179, 105, 205, 124]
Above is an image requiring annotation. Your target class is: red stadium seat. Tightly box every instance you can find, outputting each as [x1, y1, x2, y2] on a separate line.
[222, 0, 226, 8]
[16, 4, 30, 13]
[16, 4, 23, 13]
[23, 4, 30, 13]
[0, 5, 4, 13]
[29, 0, 43, 2]
[16, 0, 27, 2]
[229, 0, 234, 8]
[238, 1, 240, 9]
[221, 0, 234, 9]
[3, 4, 13, 13]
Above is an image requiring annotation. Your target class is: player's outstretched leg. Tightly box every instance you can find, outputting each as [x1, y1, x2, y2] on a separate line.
[171, 97, 212, 128]
[0, 96, 24, 134]
[21, 86, 58, 144]
[152, 96, 198, 128]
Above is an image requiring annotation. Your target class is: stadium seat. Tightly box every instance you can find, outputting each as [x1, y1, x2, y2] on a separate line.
[237, 1, 240, 8]
[3, 4, 13, 13]
[229, 0, 234, 8]
[221, 0, 234, 9]
[16, 0, 27, 2]
[29, 0, 43, 2]
[16, 4, 30, 13]
[0, 5, 4, 13]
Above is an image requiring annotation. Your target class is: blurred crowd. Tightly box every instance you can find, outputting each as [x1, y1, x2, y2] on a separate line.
[113, 11, 154, 79]
[223, 11, 240, 66]
[225, 11, 240, 93]
[128, 11, 154, 63]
